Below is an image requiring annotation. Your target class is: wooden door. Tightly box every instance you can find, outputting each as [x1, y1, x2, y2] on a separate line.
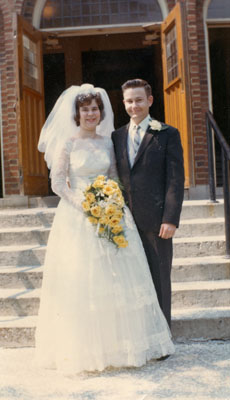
[161, 3, 192, 187]
[16, 15, 48, 195]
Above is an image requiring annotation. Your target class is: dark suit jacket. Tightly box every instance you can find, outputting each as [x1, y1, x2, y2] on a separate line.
[112, 122, 185, 233]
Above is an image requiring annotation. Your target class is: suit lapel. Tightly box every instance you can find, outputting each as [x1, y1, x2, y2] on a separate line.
[132, 128, 154, 168]
[117, 124, 131, 170]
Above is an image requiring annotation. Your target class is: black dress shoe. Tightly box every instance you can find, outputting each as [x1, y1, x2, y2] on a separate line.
[157, 355, 170, 361]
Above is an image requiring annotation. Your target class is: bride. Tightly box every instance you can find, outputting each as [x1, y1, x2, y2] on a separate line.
[35, 84, 175, 373]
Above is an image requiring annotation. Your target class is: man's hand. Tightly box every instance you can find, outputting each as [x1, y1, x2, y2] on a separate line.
[159, 223, 176, 239]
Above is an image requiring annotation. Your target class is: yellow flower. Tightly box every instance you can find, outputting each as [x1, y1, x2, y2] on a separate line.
[96, 175, 106, 181]
[88, 216, 98, 224]
[82, 200, 90, 212]
[99, 226, 105, 234]
[85, 184, 92, 192]
[114, 210, 123, 220]
[99, 215, 110, 225]
[109, 216, 121, 227]
[113, 192, 125, 206]
[113, 235, 128, 248]
[92, 180, 104, 189]
[111, 225, 123, 234]
[86, 192, 96, 203]
[103, 185, 115, 196]
[107, 179, 119, 189]
[118, 241, 128, 248]
[90, 205, 102, 218]
[105, 204, 117, 216]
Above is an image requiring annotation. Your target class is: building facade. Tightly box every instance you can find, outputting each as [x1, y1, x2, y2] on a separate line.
[0, 0, 229, 198]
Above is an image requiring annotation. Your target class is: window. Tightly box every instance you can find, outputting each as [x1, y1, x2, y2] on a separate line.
[165, 25, 178, 83]
[40, 0, 163, 28]
[23, 35, 40, 91]
[207, 0, 230, 19]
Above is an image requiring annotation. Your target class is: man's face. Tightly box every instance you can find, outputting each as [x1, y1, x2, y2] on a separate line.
[123, 87, 153, 125]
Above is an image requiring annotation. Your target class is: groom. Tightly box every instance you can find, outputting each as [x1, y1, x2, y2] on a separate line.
[112, 79, 184, 326]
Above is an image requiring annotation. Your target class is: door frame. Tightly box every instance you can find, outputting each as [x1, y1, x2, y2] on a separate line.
[203, 0, 230, 111]
[203, 0, 230, 187]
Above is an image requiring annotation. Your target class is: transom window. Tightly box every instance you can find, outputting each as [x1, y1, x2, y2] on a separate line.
[207, 0, 230, 19]
[40, 0, 163, 29]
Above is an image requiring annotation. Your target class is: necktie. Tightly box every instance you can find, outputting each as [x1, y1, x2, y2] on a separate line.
[133, 125, 141, 155]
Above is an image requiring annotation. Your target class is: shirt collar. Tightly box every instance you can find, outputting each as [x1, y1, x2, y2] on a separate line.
[130, 114, 151, 132]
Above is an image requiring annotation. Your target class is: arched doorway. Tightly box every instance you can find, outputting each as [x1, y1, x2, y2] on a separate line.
[31, 0, 167, 128]
[204, 0, 230, 185]
[18, 0, 192, 194]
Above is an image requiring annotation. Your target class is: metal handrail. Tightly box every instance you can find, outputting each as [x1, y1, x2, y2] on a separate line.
[206, 110, 230, 258]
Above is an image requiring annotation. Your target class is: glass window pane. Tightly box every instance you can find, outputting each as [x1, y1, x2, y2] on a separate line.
[40, 0, 163, 28]
[165, 25, 178, 83]
[23, 34, 40, 91]
[207, 0, 230, 19]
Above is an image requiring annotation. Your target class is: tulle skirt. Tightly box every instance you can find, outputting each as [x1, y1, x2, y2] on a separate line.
[35, 198, 175, 372]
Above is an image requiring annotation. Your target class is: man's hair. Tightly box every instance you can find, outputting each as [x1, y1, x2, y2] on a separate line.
[122, 79, 152, 97]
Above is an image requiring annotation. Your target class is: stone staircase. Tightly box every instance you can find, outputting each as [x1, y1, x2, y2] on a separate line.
[0, 198, 230, 347]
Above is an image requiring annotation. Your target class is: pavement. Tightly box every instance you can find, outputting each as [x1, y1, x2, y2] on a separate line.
[0, 341, 230, 400]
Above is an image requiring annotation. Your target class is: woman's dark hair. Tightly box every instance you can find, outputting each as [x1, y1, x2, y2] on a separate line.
[74, 92, 105, 126]
[122, 79, 152, 97]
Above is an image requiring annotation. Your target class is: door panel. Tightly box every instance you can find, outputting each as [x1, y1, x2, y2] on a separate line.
[161, 3, 192, 187]
[16, 15, 48, 195]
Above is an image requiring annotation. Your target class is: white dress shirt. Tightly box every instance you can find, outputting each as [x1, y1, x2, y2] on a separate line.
[128, 114, 151, 167]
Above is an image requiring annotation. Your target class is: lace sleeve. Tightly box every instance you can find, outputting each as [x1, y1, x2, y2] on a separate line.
[50, 140, 81, 211]
[107, 138, 118, 179]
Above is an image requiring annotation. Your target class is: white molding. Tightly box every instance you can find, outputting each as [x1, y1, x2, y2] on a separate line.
[33, 0, 168, 30]
[203, 0, 212, 21]
[32, 0, 46, 28]
[157, 0, 169, 19]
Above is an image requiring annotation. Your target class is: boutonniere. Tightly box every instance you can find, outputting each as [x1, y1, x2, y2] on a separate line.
[148, 119, 168, 132]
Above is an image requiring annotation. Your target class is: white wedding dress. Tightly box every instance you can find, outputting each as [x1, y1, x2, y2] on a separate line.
[35, 135, 175, 373]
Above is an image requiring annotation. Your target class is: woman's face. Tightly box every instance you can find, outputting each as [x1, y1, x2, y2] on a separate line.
[79, 99, 101, 131]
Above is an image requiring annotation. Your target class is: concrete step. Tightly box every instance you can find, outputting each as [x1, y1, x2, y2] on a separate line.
[180, 200, 224, 219]
[0, 218, 225, 247]
[1, 306, 230, 347]
[172, 256, 230, 282]
[0, 200, 224, 229]
[0, 195, 59, 209]
[0, 256, 229, 290]
[0, 266, 43, 289]
[0, 227, 50, 246]
[172, 306, 230, 342]
[175, 217, 224, 238]
[0, 208, 55, 228]
[172, 280, 230, 309]
[173, 235, 226, 258]
[0, 236, 226, 267]
[0, 245, 45, 267]
[0, 316, 37, 347]
[0, 288, 40, 316]
[1, 280, 230, 316]
[0, 315, 36, 347]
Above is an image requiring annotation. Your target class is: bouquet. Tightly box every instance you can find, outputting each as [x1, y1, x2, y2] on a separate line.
[81, 175, 128, 249]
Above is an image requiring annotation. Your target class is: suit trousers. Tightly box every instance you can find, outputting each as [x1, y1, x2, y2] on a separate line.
[137, 229, 173, 327]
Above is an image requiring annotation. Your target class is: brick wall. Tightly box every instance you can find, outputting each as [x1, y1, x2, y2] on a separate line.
[184, 0, 209, 185]
[0, 0, 211, 195]
[0, 1, 22, 195]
